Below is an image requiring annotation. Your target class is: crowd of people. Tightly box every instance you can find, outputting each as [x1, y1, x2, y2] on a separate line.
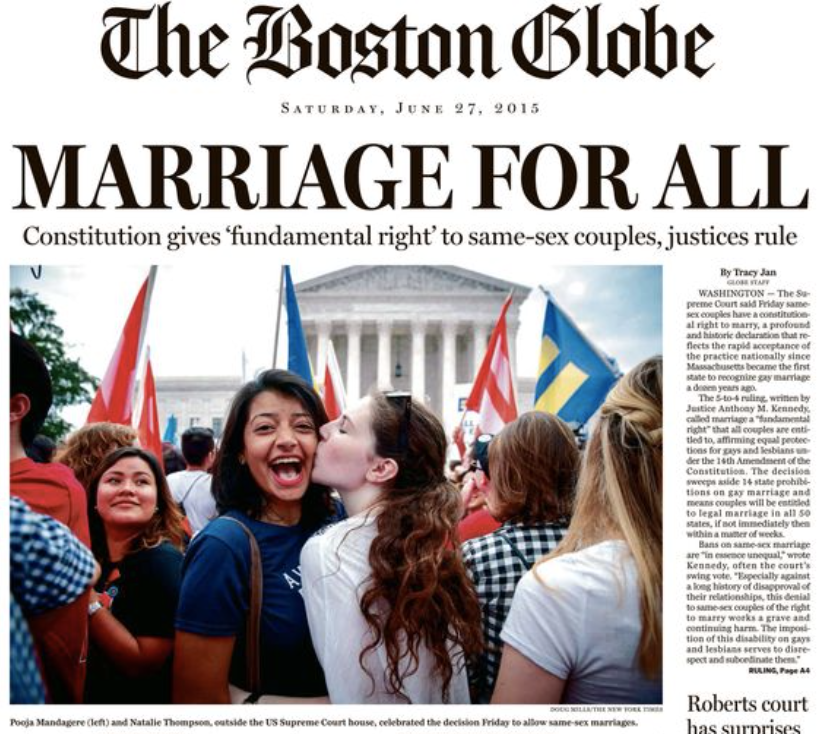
[10, 329, 663, 706]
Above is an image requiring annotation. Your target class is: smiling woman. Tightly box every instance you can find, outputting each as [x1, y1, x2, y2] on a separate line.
[85, 447, 187, 703]
[173, 369, 338, 704]
[240, 390, 319, 525]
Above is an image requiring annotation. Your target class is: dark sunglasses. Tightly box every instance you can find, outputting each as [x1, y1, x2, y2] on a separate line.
[384, 391, 413, 455]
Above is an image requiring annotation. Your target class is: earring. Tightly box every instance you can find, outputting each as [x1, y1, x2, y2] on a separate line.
[238, 455, 246, 465]
[153, 506, 160, 514]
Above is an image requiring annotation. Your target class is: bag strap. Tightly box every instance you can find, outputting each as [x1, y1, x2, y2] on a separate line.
[220, 516, 263, 704]
[178, 473, 208, 514]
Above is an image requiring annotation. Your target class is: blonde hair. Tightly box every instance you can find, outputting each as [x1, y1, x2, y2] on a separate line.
[540, 356, 662, 677]
[55, 422, 139, 490]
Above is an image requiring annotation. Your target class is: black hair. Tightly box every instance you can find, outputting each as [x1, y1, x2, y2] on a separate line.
[212, 369, 333, 528]
[10, 332, 53, 447]
[180, 426, 215, 467]
[472, 433, 493, 476]
[26, 434, 57, 463]
[162, 442, 186, 475]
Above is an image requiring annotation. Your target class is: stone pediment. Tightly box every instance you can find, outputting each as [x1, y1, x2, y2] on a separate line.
[296, 266, 526, 297]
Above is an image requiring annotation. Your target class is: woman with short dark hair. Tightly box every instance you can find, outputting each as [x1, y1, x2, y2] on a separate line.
[461, 411, 579, 702]
[173, 369, 336, 703]
[493, 357, 663, 704]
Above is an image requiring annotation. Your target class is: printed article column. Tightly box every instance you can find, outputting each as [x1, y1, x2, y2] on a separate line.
[684, 269, 812, 674]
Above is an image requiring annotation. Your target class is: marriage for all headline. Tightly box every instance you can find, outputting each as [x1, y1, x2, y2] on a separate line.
[13, 142, 810, 211]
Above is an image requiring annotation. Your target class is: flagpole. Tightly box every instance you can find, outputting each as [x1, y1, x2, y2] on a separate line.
[133, 266, 158, 409]
[132, 345, 150, 429]
[504, 288, 518, 405]
[272, 265, 286, 368]
[139, 266, 158, 359]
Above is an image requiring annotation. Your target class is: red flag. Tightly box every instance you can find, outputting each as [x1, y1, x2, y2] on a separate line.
[87, 268, 156, 425]
[452, 420, 467, 459]
[321, 340, 346, 421]
[464, 293, 517, 435]
[137, 349, 164, 469]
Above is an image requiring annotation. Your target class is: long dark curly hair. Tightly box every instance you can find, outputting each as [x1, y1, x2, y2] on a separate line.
[212, 369, 334, 529]
[359, 393, 483, 701]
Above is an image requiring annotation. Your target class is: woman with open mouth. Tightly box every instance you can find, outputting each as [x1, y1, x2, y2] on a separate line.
[301, 391, 483, 703]
[85, 446, 186, 703]
[173, 369, 337, 703]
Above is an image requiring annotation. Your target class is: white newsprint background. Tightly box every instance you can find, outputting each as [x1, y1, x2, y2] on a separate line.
[2, 1, 818, 733]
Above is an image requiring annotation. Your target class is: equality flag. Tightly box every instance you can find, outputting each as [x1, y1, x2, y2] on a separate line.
[464, 293, 517, 435]
[87, 267, 157, 425]
[321, 340, 346, 420]
[136, 349, 164, 468]
[284, 266, 313, 385]
[534, 291, 620, 426]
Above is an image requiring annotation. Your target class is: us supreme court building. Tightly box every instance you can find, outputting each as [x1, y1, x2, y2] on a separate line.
[157, 266, 532, 437]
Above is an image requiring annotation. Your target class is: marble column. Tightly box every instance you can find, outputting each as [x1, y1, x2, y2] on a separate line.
[377, 319, 392, 389]
[472, 321, 490, 378]
[346, 320, 362, 402]
[316, 321, 331, 377]
[411, 320, 427, 400]
[441, 320, 457, 421]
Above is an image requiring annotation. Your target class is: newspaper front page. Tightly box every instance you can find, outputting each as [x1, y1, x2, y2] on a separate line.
[3, 0, 817, 732]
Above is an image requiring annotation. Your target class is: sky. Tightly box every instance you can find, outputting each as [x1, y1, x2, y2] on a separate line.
[10, 262, 661, 426]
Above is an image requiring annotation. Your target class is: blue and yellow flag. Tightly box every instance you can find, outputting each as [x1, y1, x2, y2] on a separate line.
[284, 266, 313, 385]
[534, 292, 620, 426]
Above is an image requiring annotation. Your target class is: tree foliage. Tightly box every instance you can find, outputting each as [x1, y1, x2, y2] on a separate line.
[10, 287, 98, 442]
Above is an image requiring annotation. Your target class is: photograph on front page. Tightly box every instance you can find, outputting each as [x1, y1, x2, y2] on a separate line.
[4, 0, 818, 730]
[10, 263, 661, 706]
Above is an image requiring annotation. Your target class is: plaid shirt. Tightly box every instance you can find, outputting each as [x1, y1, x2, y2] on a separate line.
[10, 496, 96, 615]
[462, 521, 567, 703]
[9, 497, 96, 703]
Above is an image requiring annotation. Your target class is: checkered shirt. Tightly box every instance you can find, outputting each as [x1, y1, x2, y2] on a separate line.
[10, 496, 96, 616]
[10, 594, 45, 703]
[462, 521, 567, 703]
